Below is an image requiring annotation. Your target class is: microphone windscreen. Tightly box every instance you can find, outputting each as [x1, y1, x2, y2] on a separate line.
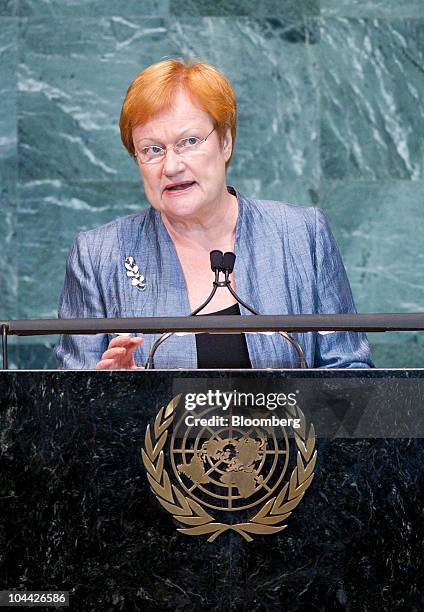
[223, 251, 236, 273]
[210, 250, 224, 271]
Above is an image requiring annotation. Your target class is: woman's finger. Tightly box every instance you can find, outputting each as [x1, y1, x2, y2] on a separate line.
[97, 337, 143, 369]
[95, 359, 116, 370]
[101, 347, 127, 360]
[108, 336, 143, 349]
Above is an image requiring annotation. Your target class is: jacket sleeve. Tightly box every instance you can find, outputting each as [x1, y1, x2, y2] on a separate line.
[313, 208, 374, 368]
[54, 231, 109, 369]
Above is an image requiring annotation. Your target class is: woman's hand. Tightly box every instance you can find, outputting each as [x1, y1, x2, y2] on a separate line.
[95, 335, 143, 370]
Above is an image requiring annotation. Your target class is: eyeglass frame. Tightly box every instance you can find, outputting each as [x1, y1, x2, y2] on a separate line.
[134, 126, 217, 165]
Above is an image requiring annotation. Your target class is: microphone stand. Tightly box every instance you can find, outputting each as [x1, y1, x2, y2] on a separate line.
[222, 266, 307, 369]
[145, 266, 221, 369]
[145, 251, 307, 369]
[145, 252, 225, 369]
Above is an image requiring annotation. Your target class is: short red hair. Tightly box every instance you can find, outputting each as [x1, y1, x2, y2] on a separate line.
[119, 59, 237, 167]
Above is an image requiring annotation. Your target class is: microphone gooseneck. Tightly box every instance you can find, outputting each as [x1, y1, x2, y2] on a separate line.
[145, 251, 307, 369]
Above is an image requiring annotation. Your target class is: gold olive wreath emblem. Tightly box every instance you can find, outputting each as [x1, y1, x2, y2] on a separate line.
[141, 394, 316, 542]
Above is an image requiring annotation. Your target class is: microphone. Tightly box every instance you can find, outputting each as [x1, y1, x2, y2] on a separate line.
[210, 250, 224, 272]
[223, 251, 236, 275]
[145, 250, 307, 369]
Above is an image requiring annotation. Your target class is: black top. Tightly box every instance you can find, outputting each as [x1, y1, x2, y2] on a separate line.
[195, 303, 252, 369]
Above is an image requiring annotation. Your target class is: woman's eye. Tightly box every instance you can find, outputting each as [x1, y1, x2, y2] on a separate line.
[141, 145, 162, 157]
[184, 137, 199, 146]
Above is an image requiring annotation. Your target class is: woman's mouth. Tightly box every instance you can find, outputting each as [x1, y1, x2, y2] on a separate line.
[164, 181, 196, 194]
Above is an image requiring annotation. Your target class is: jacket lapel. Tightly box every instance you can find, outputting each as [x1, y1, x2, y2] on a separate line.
[117, 207, 197, 369]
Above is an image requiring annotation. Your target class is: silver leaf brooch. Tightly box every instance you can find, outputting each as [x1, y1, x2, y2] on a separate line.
[124, 256, 147, 291]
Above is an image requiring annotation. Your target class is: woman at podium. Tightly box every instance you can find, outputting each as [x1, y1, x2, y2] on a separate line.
[54, 59, 373, 370]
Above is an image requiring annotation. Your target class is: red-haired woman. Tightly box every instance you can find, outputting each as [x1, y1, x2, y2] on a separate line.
[55, 59, 373, 370]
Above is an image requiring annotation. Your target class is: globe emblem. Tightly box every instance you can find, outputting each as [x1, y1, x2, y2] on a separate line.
[170, 406, 290, 511]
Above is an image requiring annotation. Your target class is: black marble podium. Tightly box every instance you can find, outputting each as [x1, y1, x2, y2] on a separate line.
[0, 370, 423, 611]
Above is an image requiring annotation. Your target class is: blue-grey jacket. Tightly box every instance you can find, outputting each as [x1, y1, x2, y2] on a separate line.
[54, 189, 373, 369]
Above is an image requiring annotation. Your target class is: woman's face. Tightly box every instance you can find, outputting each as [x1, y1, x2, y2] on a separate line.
[132, 89, 233, 222]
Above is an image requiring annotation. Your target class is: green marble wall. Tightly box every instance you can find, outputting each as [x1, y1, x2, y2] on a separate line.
[0, 1, 423, 368]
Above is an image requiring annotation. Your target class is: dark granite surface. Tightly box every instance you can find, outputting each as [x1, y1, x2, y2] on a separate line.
[0, 370, 423, 611]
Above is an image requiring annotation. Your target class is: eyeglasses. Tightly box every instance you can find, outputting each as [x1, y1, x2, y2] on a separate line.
[134, 127, 216, 165]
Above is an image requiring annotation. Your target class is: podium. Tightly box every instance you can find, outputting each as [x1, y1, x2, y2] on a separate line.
[1, 368, 423, 610]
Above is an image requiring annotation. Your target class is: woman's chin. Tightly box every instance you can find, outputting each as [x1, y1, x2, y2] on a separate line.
[162, 194, 203, 219]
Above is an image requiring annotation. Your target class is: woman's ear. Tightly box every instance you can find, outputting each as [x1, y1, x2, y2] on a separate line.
[222, 126, 233, 162]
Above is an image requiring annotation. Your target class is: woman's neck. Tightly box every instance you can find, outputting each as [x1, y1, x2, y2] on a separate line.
[161, 191, 238, 251]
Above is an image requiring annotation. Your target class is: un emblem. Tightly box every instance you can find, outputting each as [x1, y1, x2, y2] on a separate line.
[142, 394, 316, 542]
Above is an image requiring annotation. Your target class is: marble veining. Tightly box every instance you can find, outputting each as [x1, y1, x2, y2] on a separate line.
[321, 0, 424, 18]
[19, 0, 169, 17]
[0, 18, 17, 319]
[170, 0, 319, 17]
[321, 18, 424, 180]
[0, 10, 422, 367]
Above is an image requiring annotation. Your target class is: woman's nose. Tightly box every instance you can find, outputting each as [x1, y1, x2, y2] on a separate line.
[162, 148, 185, 175]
